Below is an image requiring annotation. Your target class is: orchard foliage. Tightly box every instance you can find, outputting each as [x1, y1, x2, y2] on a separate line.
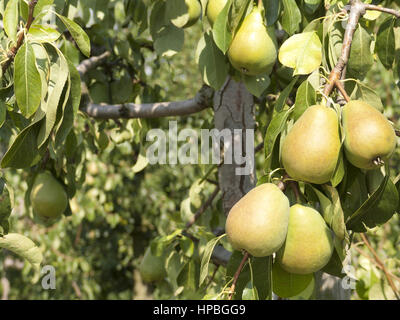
[0, 0, 399, 300]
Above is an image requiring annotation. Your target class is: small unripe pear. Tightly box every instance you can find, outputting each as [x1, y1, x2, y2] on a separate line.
[281, 105, 341, 184]
[206, 0, 228, 27]
[342, 100, 396, 170]
[182, 0, 202, 28]
[277, 204, 334, 275]
[30, 171, 68, 219]
[227, 6, 277, 76]
[139, 248, 166, 283]
[225, 183, 290, 257]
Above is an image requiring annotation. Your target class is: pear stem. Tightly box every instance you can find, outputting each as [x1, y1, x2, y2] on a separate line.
[228, 251, 250, 300]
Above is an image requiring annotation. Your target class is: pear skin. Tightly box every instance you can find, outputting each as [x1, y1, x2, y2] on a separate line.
[225, 183, 290, 257]
[30, 171, 68, 219]
[139, 248, 166, 283]
[206, 0, 228, 27]
[183, 0, 202, 28]
[342, 100, 396, 170]
[277, 204, 334, 274]
[281, 105, 341, 184]
[227, 7, 277, 76]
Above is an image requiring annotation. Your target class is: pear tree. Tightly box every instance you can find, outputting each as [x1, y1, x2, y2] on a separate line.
[0, 0, 400, 300]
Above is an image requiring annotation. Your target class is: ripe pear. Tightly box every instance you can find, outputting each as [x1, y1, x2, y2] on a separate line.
[281, 105, 341, 184]
[225, 183, 290, 257]
[227, 6, 277, 76]
[206, 0, 228, 27]
[182, 0, 202, 28]
[139, 248, 166, 283]
[277, 204, 334, 275]
[342, 100, 396, 170]
[30, 171, 68, 219]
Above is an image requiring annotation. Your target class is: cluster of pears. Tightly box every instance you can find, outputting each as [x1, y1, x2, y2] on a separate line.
[226, 183, 334, 275]
[207, 0, 277, 76]
[282, 100, 396, 184]
[30, 171, 68, 222]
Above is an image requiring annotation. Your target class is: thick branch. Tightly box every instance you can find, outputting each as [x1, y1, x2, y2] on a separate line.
[1, 0, 38, 74]
[81, 86, 213, 119]
[77, 51, 111, 77]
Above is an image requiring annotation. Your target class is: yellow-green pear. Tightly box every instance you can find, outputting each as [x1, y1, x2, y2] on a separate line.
[277, 204, 334, 275]
[227, 6, 277, 76]
[139, 248, 166, 283]
[342, 100, 396, 170]
[206, 0, 228, 27]
[30, 171, 68, 219]
[225, 183, 290, 257]
[281, 105, 341, 184]
[182, 0, 202, 28]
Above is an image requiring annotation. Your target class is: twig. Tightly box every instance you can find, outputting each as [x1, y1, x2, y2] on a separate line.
[71, 281, 82, 300]
[363, 4, 400, 18]
[1, 277, 10, 300]
[352, 246, 400, 283]
[77, 51, 111, 77]
[1, 0, 38, 74]
[228, 251, 250, 300]
[184, 187, 220, 230]
[360, 233, 400, 300]
[334, 80, 351, 102]
[205, 265, 220, 290]
[255, 142, 264, 153]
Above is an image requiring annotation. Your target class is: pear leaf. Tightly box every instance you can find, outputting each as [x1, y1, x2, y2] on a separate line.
[279, 31, 322, 75]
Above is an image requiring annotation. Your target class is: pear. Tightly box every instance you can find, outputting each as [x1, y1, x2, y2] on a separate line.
[139, 247, 166, 283]
[206, 0, 228, 27]
[30, 171, 68, 219]
[182, 0, 202, 28]
[277, 204, 334, 275]
[225, 183, 290, 257]
[281, 105, 341, 184]
[342, 100, 396, 170]
[227, 6, 277, 76]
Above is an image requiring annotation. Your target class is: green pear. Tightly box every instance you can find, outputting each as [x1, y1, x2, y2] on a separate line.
[206, 0, 228, 27]
[227, 6, 277, 76]
[277, 204, 334, 275]
[272, 262, 314, 298]
[182, 0, 202, 28]
[139, 247, 166, 283]
[281, 105, 341, 184]
[30, 171, 68, 219]
[342, 100, 396, 170]
[225, 183, 290, 257]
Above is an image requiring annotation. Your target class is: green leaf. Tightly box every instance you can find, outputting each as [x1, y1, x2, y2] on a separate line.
[323, 185, 347, 241]
[252, 256, 272, 300]
[132, 148, 149, 173]
[165, 0, 190, 28]
[0, 100, 6, 128]
[196, 31, 229, 90]
[347, 25, 374, 79]
[4, 0, 19, 42]
[28, 24, 61, 42]
[293, 80, 316, 120]
[199, 234, 226, 286]
[263, 0, 280, 26]
[330, 149, 345, 187]
[212, 0, 232, 54]
[153, 24, 184, 57]
[57, 14, 91, 57]
[351, 81, 383, 112]
[279, 31, 322, 75]
[243, 74, 270, 98]
[0, 179, 11, 234]
[275, 77, 298, 112]
[0, 233, 43, 270]
[264, 107, 293, 170]
[281, 0, 301, 35]
[376, 17, 396, 70]
[33, 0, 54, 16]
[304, 0, 321, 14]
[226, 250, 250, 300]
[14, 42, 42, 118]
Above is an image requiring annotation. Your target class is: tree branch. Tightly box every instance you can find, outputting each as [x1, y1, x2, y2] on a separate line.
[228, 251, 249, 300]
[360, 233, 400, 300]
[363, 4, 400, 18]
[1, 0, 38, 74]
[76, 51, 111, 77]
[184, 186, 220, 230]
